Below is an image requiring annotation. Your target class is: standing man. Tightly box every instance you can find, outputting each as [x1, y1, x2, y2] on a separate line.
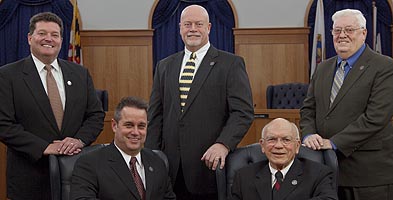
[146, 4, 254, 199]
[71, 96, 176, 200]
[231, 118, 337, 200]
[301, 9, 393, 200]
[0, 12, 105, 200]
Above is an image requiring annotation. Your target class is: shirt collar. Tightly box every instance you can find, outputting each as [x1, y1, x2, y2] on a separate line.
[269, 159, 294, 179]
[184, 41, 210, 60]
[114, 142, 142, 166]
[337, 43, 366, 69]
[31, 54, 60, 72]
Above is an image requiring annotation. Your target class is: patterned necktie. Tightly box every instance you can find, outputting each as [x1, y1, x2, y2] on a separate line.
[330, 60, 347, 106]
[272, 171, 283, 199]
[45, 65, 63, 130]
[130, 157, 145, 200]
[179, 52, 196, 112]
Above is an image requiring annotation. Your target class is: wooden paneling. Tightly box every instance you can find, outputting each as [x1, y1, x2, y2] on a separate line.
[234, 28, 310, 109]
[238, 109, 301, 147]
[81, 30, 154, 143]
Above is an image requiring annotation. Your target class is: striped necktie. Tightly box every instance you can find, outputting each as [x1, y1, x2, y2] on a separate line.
[45, 65, 63, 130]
[330, 60, 347, 106]
[179, 52, 196, 112]
[272, 171, 283, 200]
[130, 157, 145, 200]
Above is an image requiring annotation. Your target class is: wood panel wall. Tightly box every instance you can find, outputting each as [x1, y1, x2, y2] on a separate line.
[234, 28, 310, 109]
[0, 27, 309, 199]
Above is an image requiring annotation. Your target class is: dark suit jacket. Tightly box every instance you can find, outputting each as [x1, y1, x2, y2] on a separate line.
[0, 56, 105, 200]
[70, 143, 176, 200]
[231, 158, 338, 200]
[146, 46, 254, 194]
[300, 46, 393, 186]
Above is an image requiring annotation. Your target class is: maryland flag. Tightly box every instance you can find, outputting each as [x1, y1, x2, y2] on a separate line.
[68, 0, 82, 64]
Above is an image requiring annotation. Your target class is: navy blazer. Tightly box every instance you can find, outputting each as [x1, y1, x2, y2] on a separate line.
[70, 143, 176, 200]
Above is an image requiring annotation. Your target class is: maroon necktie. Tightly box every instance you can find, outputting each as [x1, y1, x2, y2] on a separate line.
[130, 157, 145, 200]
[45, 65, 63, 130]
[272, 171, 283, 199]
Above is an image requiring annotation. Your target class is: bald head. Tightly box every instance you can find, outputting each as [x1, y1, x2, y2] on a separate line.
[181, 5, 209, 22]
[261, 118, 299, 139]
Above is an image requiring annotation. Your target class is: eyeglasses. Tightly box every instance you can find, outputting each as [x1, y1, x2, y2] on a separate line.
[331, 27, 363, 35]
[262, 137, 298, 146]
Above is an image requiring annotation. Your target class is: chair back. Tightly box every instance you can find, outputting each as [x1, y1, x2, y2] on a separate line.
[49, 144, 106, 200]
[266, 83, 309, 109]
[216, 143, 338, 200]
[95, 89, 109, 111]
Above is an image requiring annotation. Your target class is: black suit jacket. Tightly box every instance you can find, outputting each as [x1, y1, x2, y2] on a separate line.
[146, 46, 254, 194]
[231, 158, 338, 200]
[300, 46, 393, 186]
[70, 143, 176, 200]
[0, 56, 105, 200]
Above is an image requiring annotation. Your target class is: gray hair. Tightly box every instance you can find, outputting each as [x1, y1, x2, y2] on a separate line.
[332, 9, 366, 28]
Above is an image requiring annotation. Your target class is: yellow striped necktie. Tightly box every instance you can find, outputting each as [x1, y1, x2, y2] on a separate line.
[179, 52, 196, 112]
[330, 60, 347, 106]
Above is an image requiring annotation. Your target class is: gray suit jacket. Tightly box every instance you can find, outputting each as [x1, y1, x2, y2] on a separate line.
[300, 46, 393, 186]
[231, 158, 338, 200]
[0, 56, 105, 199]
[146, 46, 254, 194]
[70, 143, 176, 200]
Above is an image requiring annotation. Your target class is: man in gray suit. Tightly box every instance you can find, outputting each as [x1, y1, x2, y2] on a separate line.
[0, 12, 105, 200]
[231, 118, 337, 200]
[146, 4, 254, 199]
[71, 97, 175, 200]
[300, 9, 393, 200]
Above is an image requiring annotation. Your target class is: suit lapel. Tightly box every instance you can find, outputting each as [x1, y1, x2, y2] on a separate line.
[255, 165, 273, 200]
[168, 52, 184, 116]
[181, 47, 218, 116]
[329, 47, 371, 111]
[22, 56, 59, 133]
[59, 59, 76, 133]
[141, 149, 155, 200]
[279, 159, 303, 200]
[107, 144, 142, 200]
[321, 58, 337, 110]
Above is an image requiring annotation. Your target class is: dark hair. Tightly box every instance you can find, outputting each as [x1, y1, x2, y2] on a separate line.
[29, 12, 64, 37]
[113, 96, 148, 122]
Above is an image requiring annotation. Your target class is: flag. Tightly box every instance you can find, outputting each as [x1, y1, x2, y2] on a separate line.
[372, 3, 382, 54]
[68, 0, 82, 64]
[310, 0, 325, 78]
[375, 33, 382, 54]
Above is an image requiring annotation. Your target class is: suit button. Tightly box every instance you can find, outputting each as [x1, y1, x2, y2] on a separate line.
[179, 123, 184, 127]
[325, 116, 330, 120]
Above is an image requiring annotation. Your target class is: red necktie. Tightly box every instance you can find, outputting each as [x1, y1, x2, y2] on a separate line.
[130, 157, 145, 200]
[272, 171, 283, 199]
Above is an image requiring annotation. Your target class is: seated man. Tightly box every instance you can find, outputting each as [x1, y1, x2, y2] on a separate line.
[70, 96, 176, 200]
[231, 118, 337, 200]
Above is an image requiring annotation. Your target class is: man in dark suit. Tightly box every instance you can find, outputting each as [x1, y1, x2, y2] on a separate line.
[231, 118, 338, 200]
[71, 96, 176, 200]
[0, 12, 105, 200]
[146, 4, 254, 199]
[300, 9, 393, 200]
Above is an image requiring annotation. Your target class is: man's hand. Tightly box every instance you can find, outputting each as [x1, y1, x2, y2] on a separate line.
[43, 142, 62, 155]
[302, 134, 332, 150]
[56, 137, 84, 155]
[201, 143, 229, 170]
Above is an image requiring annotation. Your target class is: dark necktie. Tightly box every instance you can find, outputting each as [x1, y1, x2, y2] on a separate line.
[130, 157, 145, 200]
[45, 65, 63, 130]
[179, 52, 196, 112]
[272, 171, 283, 199]
[330, 60, 347, 106]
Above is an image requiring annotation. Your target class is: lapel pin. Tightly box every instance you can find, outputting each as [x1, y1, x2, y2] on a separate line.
[360, 66, 365, 70]
[210, 62, 215, 66]
[291, 180, 298, 185]
[149, 166, 153, 172]
[67, 81, 72, 86]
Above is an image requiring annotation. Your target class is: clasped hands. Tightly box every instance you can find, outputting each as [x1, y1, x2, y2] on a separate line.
[44, 137, 84, 156]
[201, 143, 229, 171]
[302, 134, 333, 150]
